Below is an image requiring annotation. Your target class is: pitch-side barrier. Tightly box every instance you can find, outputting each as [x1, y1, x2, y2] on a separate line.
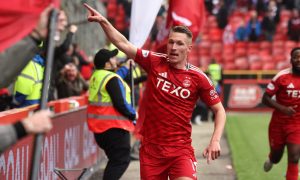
[0, 95, 105, 179]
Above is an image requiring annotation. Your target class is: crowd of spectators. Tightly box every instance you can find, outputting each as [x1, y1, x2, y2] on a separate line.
[3, 0, 300, 112]
[0, 0, 147, 112]
[213, 0, 300, 43]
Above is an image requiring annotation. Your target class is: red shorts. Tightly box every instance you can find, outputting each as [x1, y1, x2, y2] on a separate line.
[269, 115, 300, 149]
[140, 145, 197, 180]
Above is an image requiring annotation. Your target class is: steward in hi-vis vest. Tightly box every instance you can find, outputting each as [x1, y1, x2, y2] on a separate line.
[87, 69, 135, 132]
[87, 48, 136, 180]
[12, 54, 45, 108]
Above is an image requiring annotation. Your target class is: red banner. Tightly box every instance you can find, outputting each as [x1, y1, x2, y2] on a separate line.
[0, 0, 60, 52]
[166, 0, 206, 40]
[155, 0, 206, 53]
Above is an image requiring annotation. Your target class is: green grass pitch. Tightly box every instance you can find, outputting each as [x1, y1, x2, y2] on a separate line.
[226, 112, 288, 180]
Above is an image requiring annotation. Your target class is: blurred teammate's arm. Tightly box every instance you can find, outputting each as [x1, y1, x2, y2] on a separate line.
[0, 110, 52, 154]
[0, 36, 39, 88]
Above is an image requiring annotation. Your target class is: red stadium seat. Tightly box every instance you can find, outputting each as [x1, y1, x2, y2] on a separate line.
[285, 40, 297, 51]
[272, 40, 284, 48]
[189, 53, 200, 66]
[235, 57, 249, 70]
[276, 61, 290, 70]
[223, 47, 234, 54]
[259, 49, 271, 56]
[248, 54, 260, 63]
[199, 56, 211, 70]
[259, 41, 271, 51]
[262, 62, 276, 70]
[223, 44, 234, 51]
[199, 40, 211, 49]
[235, 41, 247, 49]
[247, 42, 259, 49]
[280, 9, 292, 22]
[211, 42, 223, 49]
[273, 54, 287, 62]
[199, 49, 210, 56]
[273, 34, 287, 41]
[261, 54, 272, 62]
[222, 54, 235, 63]
[223, 62, 236, 70]
[272, 47, 284, 56]
[190, 46, 199, 56]
[276, 24, 288, 35]
[201, 34, 210, 41]
[249, 61, 263, 70]
[247, 48, 259, 55]
[234, 47, 247, 57]
[209, 28, 223, 42]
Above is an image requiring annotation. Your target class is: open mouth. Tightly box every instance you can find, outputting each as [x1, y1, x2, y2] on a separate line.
[169, 52, 178, 58]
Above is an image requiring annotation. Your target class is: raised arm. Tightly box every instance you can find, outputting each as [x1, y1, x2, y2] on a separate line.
[83, 3, 137, 59]
[203, 102, 226, 164]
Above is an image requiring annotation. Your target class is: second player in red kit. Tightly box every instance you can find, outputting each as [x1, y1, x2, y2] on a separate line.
[263, 47, 300, 180]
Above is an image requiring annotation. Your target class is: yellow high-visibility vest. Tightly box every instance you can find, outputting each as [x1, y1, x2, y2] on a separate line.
[87, 69, 134, 133]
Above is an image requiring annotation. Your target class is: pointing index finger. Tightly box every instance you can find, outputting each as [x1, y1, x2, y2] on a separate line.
[83, 3, 94, 11]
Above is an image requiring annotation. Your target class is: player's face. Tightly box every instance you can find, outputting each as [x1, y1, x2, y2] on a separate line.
[291, 49, 300, 74]
[167, 32, 192, 67]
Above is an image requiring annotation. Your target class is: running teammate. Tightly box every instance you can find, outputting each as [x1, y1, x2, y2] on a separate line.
[263, 47, 300, 180]
[84, 4, 226, 180]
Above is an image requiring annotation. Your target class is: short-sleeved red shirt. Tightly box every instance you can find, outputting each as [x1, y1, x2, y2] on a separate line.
[135, 49, 220, 152]
[265, 68, 300, 121]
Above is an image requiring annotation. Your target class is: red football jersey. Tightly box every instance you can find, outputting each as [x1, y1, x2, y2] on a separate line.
[266, 68, 300, 120]
[134, 49, 220, 148]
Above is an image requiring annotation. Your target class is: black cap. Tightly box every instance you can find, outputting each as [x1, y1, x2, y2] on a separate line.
[94, 48, 119, 69]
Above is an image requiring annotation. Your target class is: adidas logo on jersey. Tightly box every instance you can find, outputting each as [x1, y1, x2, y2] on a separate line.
[287, 83, 295, 88]
[158, 72, 168, 78]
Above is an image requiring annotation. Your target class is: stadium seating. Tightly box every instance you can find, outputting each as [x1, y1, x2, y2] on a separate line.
[193, 5, 297, 70]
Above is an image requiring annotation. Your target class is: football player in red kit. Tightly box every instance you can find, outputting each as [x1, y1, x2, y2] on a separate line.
[263, 47, 300, 180]
[84, 3, 226, 180]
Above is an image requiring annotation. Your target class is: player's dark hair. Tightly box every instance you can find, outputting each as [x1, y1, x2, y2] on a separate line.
[171, 26, 193, 39]
[290, 47, 300, 57]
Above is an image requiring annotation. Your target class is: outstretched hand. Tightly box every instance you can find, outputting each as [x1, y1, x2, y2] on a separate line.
[83, 3, 106, 23]
[33, 4, 54, 39]
[22, 110, 53, 134]
[202, 141, 221, 164]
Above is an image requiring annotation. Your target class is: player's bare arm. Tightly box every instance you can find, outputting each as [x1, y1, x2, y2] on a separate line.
[203, 102, 226, 164]
[83, 3, 137, 59]
[262, 92, 296, 116]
